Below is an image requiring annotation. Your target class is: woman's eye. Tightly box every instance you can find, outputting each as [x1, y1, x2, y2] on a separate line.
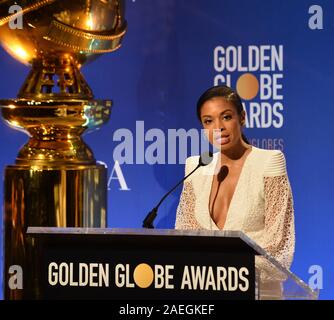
[223, 115, 232, 120]
[203, 119, 212, 125]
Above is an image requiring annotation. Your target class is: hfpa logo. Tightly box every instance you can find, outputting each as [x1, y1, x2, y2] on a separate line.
[7, 5, 23, 30]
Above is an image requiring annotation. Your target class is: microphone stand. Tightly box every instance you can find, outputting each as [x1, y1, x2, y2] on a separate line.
[142, 164, 200, 229]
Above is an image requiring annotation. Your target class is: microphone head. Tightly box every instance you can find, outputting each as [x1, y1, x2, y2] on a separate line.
[199, 151, 213, 166]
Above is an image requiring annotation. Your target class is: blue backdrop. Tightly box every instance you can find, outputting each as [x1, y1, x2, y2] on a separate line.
[0, 0, 333, 299]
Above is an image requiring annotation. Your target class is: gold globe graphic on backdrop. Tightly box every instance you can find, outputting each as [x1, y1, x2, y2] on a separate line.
[236, 73, 259, 100]
[0, 0, 127, 299]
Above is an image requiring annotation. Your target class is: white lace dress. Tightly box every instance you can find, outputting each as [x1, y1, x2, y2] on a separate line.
[175, 146, 295, 271]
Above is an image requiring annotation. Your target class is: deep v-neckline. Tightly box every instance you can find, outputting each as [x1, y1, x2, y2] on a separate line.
[207, 147, 253, 230]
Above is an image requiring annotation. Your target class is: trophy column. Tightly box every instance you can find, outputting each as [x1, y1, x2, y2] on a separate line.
[4, 164, 107, 299]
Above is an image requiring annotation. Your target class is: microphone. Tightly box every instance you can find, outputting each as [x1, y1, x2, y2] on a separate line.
[142, 151, 214, 229]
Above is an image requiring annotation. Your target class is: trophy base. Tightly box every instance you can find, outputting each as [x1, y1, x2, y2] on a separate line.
[3, 162, 107, 299]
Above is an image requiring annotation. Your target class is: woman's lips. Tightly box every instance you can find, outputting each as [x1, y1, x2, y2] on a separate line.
[215, 135, 230, 145]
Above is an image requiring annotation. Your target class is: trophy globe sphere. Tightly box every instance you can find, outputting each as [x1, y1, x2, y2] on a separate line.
[0, 0, 127, 66]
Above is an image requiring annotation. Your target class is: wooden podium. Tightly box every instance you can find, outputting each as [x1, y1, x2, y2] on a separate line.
[5, 227, 317, 300]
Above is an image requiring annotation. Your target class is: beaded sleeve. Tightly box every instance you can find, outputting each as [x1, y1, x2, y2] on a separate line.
[260, 151, 295, 269]
[175, 157, 203, 230]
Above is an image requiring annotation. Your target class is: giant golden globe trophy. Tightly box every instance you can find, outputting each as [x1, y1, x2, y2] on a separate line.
[0, 0, 126, 299]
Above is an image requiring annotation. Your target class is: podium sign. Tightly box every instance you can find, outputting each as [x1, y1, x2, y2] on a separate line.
[5, 227, 316, 300]
[25, 228, 257, 300]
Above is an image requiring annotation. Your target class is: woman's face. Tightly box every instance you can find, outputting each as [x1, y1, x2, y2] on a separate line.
[200, 97, 245, 151]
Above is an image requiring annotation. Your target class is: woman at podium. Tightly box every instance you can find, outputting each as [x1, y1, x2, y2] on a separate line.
[175, 85, 295, 271]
